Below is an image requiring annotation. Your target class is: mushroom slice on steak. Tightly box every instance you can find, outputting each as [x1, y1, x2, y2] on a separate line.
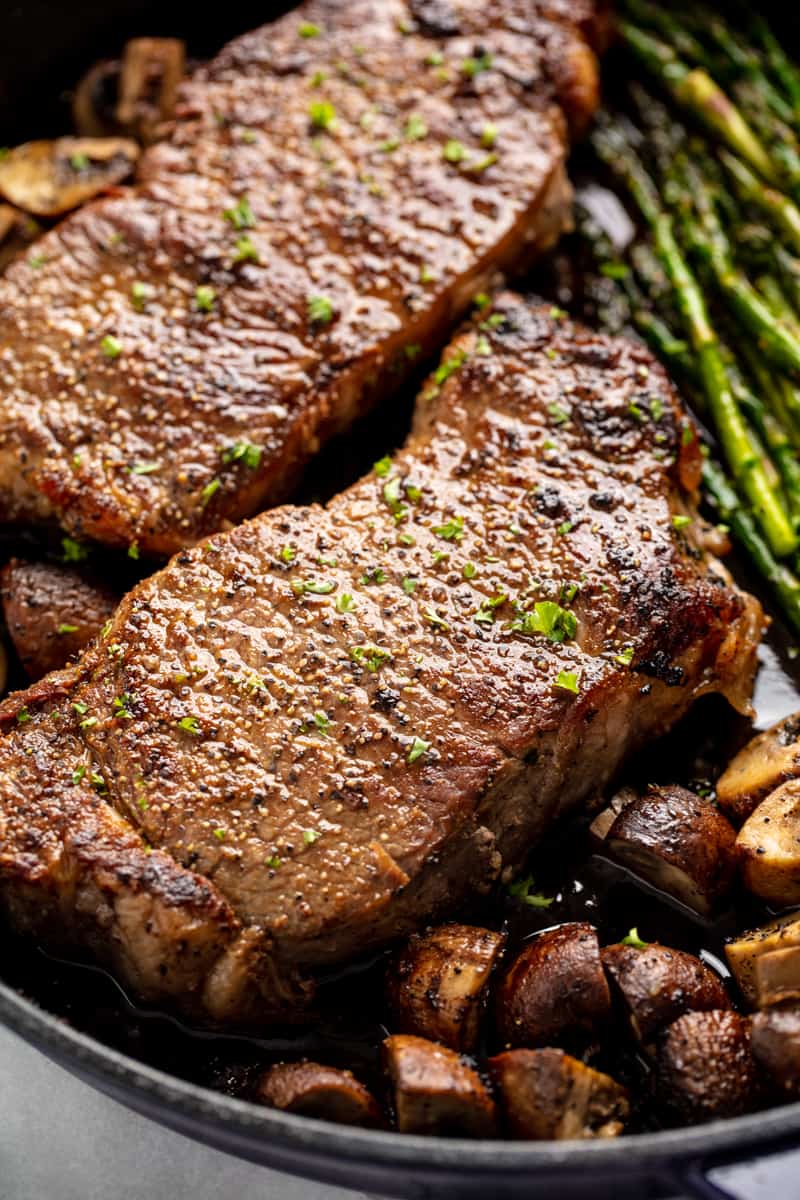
[717, 712, 800, 823]
[488, 1048, 629, 1140]
[255, 1062, 382, 1128]
[116, 39, 186, 143]
[655, 1010, 759, 1123]
[0, 137, 139, 218]
[737, 779, 800, 907]
[726, 913, 800, 1007]
[495, 923, 612, 1050]
[604, 785, 737, 915]
[752, 1004, 800, 1094]
[386, 924, 506, 1053]
[601, 942, 730, 1046]
[383, 1035, 497, 1136]
[72, 59, 125, 138]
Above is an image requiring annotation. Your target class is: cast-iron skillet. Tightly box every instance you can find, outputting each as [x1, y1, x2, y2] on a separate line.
[3, 3, 800, 1197]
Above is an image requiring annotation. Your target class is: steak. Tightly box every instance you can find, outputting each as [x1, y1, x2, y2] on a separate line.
[0, 297, 762, 1023]
[0, 0, 605, 557]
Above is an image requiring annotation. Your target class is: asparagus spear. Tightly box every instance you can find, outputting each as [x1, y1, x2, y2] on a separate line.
[592, 124, 797, 558]
[619, 21, 780, 184]
[720, 151, 800, 254]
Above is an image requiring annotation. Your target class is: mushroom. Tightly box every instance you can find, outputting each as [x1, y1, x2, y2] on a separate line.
[588, 786, 637, 843]
[488, 1048, 629, 1140]
[751, 1003, 800, 1094]
[254, 1061, 383, 1128]
[382, 1035, 497, 1136]
[603, 785, 737, 915]
[495, 923, 612, 1050]
[116, 39, 186, 144]
[726, 912, 800, 1007]
[736, 778, 800, 907]
[717, 712, 800, 823]
[654, 1010, 759, 1122]
[72, 59, 124, 138]
[0, 138, 140, 218]
[386, 924, 506, 1053]
[601, 942, 731, 1046]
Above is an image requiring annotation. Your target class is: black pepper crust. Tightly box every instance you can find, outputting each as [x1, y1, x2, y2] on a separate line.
[0, 0, 603, 556]
[0, 298, 764, 1023]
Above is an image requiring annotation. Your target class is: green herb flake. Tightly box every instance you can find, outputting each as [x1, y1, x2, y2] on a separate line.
[404, 114, 428, 141]
[131, 461, 160, 475]
[127, 542, 140, 561]
[480, 123, 498, 148]
[402, 575, 418, 594]
[303, 828, 321, 845]
[71, 766, 87, 786]
[16, 707, 30, 724]
[443, 139, 467, 163]
[62, 537, 88, 563]
[100, 334, 122, 359]
[266, 855, 281, 869]
[194, 285, 217, 312]
[336, 593, 355, 612]
[28, 254, 46, 270]
[308, 294, 335, 326]
[200, 478, 221, 507]
[474, 592, 507, 625]
[650, 397, 665, 421]
[556, 520, 573, 536]
[233, 235, 260, 264]
[461, 52, 492, 79]
[425, 51, 444, 67]
[600, 260, 629, 280]
[373, 455, 393, 477]
[69, 151, 90, 171]
[360, 567, 387, 586]
[221, 440, 262, 469]
[312, 710, 332, 736]
[57, 622, 79, 634]
[548, 403, 570, 425]
[279, 545, 296, 564]
[292, 578, 337, 595]
[131, 280, 149, 310]
[475, 334, 492, 356]
[309, 100, 337, 130]
[407, 736, 431, 764]
[462, 561, 477, 580]
[80, 716, 98, 729]
[672, 514, 692, 530]
[177, 716, 201, 735]
[464, 152, 497, 174]
[508, 873, 554, 908]
[113, 693, 134, 720]
[423, 607, 449, 630]
[72, 701, 88, 716]
[222, 195, 255, 230]
[628, 403, 645, 423]
[681, 423, 695, 447]
[213, 828, 226, 841]
[621, 927, 649, 950]
[420, 264, 436, 284]
[299, 20, 322, 36]
[350, 644, 392, 672]
[554, 669, 580, 695]
[432, 515, 464, 541]
[512, 601, 577, 644]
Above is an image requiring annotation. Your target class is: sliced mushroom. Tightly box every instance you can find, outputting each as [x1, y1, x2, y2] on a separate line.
[588, 786, 637, 843]
[604, 785, 737, 915]
[655, 1010, 759, 1122]
[386, 924, 506, 1053]
[726, 913, 800, 1007]
[72, 59, 124, 138]
[753, 947, 800, 1008]
[602, 942, 730, 1046]
[0, 138, 140, 218]
[495, 923, 612, 1050]
[383, 1035, 497, 1136]
[488, 1048, 629, 1140]
[116, 39, 186, 144]
[751, 1003, 800, 1094]
[255, 1061, 382, 1128]
[717, 712, 800, 823]
[737, 779, 800, 907]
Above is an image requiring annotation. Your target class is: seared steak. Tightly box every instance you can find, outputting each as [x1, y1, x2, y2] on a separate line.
[0, 298, 762, 1022]
[0, 559, 118, 680]
[0, 0, 604, 557]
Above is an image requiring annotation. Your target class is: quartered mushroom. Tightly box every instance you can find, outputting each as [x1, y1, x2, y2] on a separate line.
[255, 1061, 383, 1128]
[654, 1010, 759, 1123]
[603, 785, 737, 915]
[716, 712, 800, 823]
[736, 778, 800, 907]
[73, 39, 186, 144]
[588, 786, 637, 843]
[382, 1035, 497, 1137]
[751, 1004, 800, 1094]
[0, 137, 140, 217]
[488, 1048, 629, 1140]
[726, 913, 800, 1007]
[601, 941, 730, 1046]
[495, 923, 612, 1050]
[386, 924, 506, 1053]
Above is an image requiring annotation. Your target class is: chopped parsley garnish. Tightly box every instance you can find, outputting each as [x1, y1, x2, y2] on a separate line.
[556, 520, 573, 536]
[420, 264, 436, 283]
[402, 575, 417, 594]
[177, 716, 201, 734]
[292, 578, 337, 595]
[404, 114, 428, 141]
[223, 196, 255, 229]
[100, 334, 122, 359]
[554, 670, 580, 695]
[266, 855, 281, 869]
[299, 20, 321, 36]
[131, 281, 149, 310]
[279, 545, 296, 564]
[336, 593, 355, 612]
[425, 349, 466, 398]
[28, 254, 46, 270]
[407, 736, 431, 764]
[309, 100, 337, 130]
[131, 461, 160, 475]
[213, 828, 226, 841]
[16, 708, 30, 724]
[508, 874, 554, 908]
[361, 567, 387, 586]
[481, 123, 498, 148]
[233, 236, 260, 263]
[628, 403, 645, 423]
[600, 261, 629, 280]
[69, 152, 90, 171]
[200, 478, 221, 507]
[374, 455, 393, 477]
[475, 334, 492, 356]
[423, 607, 449, 630]
[651, 397, 665, 421]
[72, 701, 88, 716]
[461, 52, 492, 78]
[432, 515, 464, 541]
[431, 550, 449, 565]
[548, 403, 570, 424]
[672, 514, 692, 530]
[303, 828, 321, 845]
[128, 542, 140, 560]
[560, 582, 580, 604]
[462, 561, 477, 580]
[80, 716, 98, 729]
[308, 294, 335, 326]
[71, 766, 87, 786]
[383, 476, 408, 522]
[57, 623, 78, 634]
[62, 537, 88, 563]
[443, 139, 467, 163]
[221, 440, 262, 469]
[380, 137, 401, 154]
[312, 711, 332, 736]
[194, 285, 217, 312]
[464, 152, 497, 173]
[512, 601, 577, 644]
[621, 927, 649, 950]
[113, 693, 134, 719]
[350, 644, 392, 672]
[474, 593, 507, 625]
[425, 51, 444, 67]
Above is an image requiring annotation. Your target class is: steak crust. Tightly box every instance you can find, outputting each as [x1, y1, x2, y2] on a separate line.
[0, 1, 601, 556]
[0, 298, 763, 1023]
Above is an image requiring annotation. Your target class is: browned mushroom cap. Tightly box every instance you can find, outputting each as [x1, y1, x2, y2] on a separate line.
[495, 923, 612, 1050]
[72, 59, 124, 138]
[753, 947, 800, 1008]
[655, 1010, 759, 1123]
[254, 1061, 382, 1128]
[383, 1035, 497, 1136]
[0, 138, 140, 218]
[386, 924, 506, 1053]
[717, 712, 800, 824]
[726, 912, 800, 1007]
[737, 779, 800, 907]
[601, 942, 730, 1045]
[752, 1003, 800, 1094]
[488, 1048, 629, 1140]
[116, 39, 186, 144]
[604, 785, 737, 915]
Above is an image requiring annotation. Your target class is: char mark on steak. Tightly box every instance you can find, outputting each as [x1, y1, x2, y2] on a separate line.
[0, 298, 763, 1024]
[0, 0, 603, 556]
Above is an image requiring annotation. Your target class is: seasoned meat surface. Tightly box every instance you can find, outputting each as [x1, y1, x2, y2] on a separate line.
[0, 0, 602, 556]
[0, 559, 118, 680]
[0, 299, 763, 1023]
